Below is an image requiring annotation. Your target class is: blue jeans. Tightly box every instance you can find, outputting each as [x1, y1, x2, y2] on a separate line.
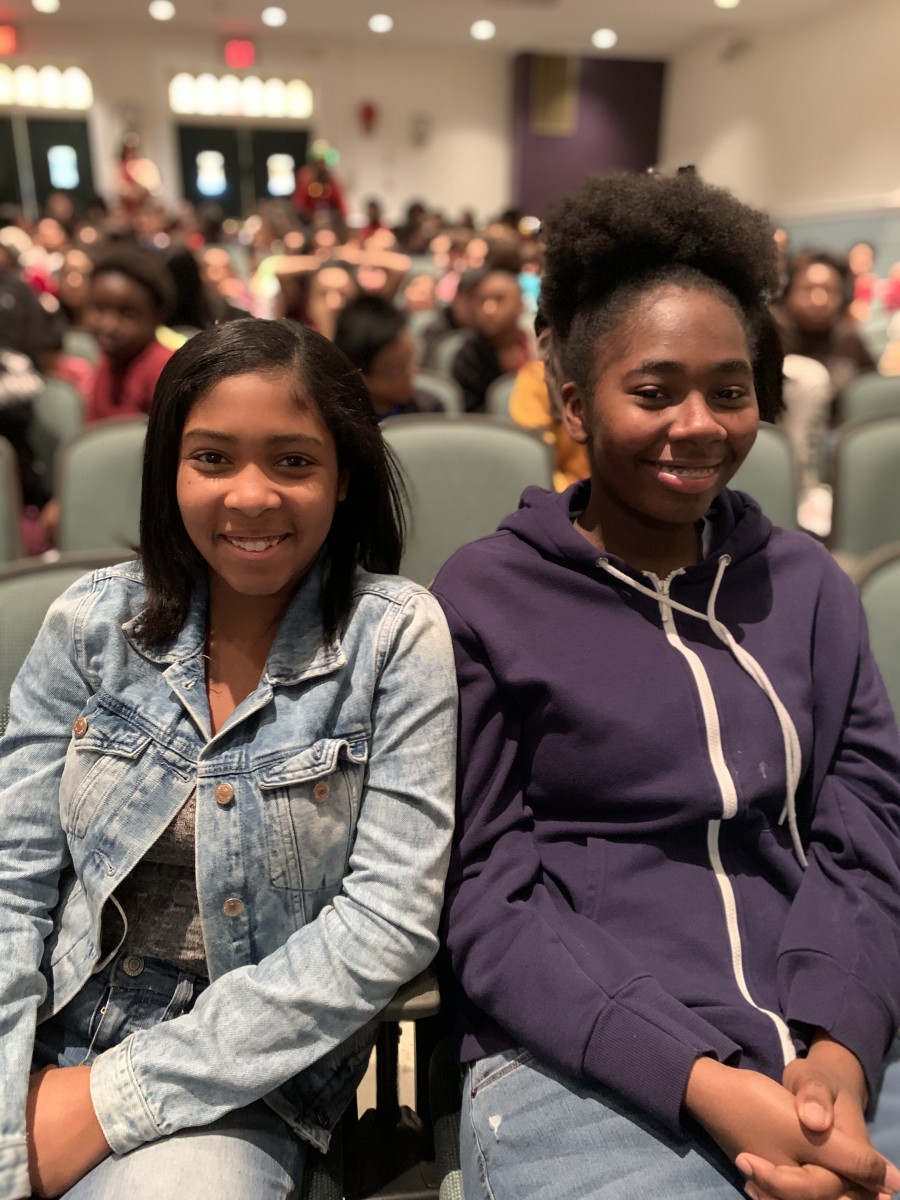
[461, 1049, 745, 1199]
[462, 1044, 900, 1200]
[33, 953, 307, 1199]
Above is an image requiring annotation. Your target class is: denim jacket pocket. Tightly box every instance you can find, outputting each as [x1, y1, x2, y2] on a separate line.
[61, 703, 153, 839]
[258, 734, 368, 897]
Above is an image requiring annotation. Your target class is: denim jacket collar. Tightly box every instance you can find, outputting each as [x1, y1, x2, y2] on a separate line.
[121, 558, 347, 686]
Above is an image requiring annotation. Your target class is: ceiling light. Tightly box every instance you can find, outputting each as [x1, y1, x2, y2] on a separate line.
[261, 6, 287, 25]
[715, 0, 741, 6]
[368, 13, 393, 33]
[149, 0, 176, 19]
[591, 27, 617, 49]
[470, 19, 496, 40]
[32, 0, 61, 12]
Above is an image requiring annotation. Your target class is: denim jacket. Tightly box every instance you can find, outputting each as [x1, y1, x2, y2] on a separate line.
[0, 560, 457, 1200]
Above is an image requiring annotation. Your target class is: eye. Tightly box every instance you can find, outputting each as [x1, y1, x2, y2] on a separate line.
[190, 450, 228, 466]
[633, 386, 668, 406]
[278, 453, 314, 469]
[714, 386, 751, 404]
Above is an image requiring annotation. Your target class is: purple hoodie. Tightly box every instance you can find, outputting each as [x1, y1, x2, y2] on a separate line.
[432, 482, 900, 1135]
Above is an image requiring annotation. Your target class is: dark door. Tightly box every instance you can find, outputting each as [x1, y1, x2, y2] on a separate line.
[26, 117, 94, 209]
[250, 128, 308, 202]
[0, 118, 21, 207]
[177, 125, 246, 218]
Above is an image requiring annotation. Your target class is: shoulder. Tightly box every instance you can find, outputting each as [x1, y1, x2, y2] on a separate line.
[347, 569, 455, 670]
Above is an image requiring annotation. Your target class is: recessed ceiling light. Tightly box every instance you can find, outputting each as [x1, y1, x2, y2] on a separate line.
[261, 6, 287, 25]
[148, 0, 176, 19]
[591, 27, 617, 49]
[470, 19, 496, 41]
[32, 0, 61, 12]
[368, 13, 393, 33]
[715, 0, 740, 7]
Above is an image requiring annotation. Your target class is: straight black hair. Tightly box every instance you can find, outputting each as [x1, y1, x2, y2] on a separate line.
[135, 318, 405, 647]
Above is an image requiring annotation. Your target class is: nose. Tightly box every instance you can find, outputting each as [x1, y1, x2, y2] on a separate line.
[669, 392, 727, 441]
[224, 464, 281, 516]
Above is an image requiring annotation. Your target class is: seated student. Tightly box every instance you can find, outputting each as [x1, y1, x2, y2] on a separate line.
[432, 170, 900, 1200]
[770, 252, 876, 395]
[451, 269, 530, 412]
[509, 309, 589, 491]
[333, 295, 443, 420]
[85, 248, 176, 421]
[0, 318, 456, 1200]
[420, 269, 483, 369]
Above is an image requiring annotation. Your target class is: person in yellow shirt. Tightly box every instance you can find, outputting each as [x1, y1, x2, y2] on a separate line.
[509, 310, 589, 491]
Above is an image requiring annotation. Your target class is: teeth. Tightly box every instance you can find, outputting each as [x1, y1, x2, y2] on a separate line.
[226, 536, 283, 552]
[661, 465, 718, 478]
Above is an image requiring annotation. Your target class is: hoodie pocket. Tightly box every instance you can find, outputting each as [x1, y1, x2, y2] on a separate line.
[258, 735, 368, 897]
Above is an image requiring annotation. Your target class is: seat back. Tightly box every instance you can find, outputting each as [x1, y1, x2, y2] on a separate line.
[484, 372, 517, 419]
[729, 423, 799, 529]
[56, 417, 147, 553]
[381, 414, 553, 585]
[413, 371, 464, 415]
[430, 328, 474, 379]
[0, 436, 23, 564]
[28, 377, 85, 494]
[857, 543, 900, 724]
[829, 416, 900, 558]
[0, 552, 130, 733]
[838, 372, 900, 426]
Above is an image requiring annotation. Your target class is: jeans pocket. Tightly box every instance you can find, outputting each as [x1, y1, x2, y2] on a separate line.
[469, 1049, 534, 1097]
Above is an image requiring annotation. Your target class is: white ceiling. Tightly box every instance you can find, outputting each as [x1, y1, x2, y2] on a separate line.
[5, 0, 854, 59]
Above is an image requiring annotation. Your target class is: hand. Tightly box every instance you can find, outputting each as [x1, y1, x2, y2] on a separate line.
[737, 1038, 896, 1200]
[27, 1065, 111, 1198]
[684, 1057, 900, 1200]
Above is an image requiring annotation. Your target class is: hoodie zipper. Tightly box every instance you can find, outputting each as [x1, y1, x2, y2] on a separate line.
[647, 571, 796, 1067]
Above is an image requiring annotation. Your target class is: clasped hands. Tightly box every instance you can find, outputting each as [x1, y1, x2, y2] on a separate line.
[26, 1065, 111, 1198]
[687, 1034, 899, 1200]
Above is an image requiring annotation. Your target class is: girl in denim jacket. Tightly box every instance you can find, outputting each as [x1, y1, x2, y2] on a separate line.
[0, 319, 457, 1199]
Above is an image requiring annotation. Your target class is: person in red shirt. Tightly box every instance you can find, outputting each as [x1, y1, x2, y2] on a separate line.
[86, 249, 176, 422]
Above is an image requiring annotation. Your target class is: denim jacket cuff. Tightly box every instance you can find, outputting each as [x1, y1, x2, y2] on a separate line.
[0, 1135, 32, 1200]
[90, 1036, 161, 1155]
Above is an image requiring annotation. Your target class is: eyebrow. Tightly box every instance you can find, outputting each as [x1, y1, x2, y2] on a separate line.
[626, 359, 753, 376]
[181, 429, 327, 448]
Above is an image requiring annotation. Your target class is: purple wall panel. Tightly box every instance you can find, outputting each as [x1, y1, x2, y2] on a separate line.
[512, 54, 666, 218]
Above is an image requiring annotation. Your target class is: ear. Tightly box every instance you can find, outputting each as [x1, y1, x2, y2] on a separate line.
[561, 380, 590, 445]
[337, 469, 350, 503]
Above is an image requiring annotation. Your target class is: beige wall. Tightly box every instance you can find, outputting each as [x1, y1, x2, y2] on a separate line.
[660, 0, 900, 218]
[11, 22, 512, 221]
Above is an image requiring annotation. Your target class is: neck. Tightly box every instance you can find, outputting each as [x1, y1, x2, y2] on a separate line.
[574, 488, 702, 579]
[207, 579, 291, 651]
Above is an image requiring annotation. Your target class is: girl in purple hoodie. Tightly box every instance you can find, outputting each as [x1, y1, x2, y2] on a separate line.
[432, 171, 900, 1200]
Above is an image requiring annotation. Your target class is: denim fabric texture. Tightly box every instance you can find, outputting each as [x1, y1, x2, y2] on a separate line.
[461, 1043, 900, 1199]
[35, 955, 306, 1200]
[461, 1049, 746, 1199]
[0, 559, 457, 1200]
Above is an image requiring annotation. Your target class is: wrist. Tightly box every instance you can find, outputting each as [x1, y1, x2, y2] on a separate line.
[684, 1055, 732, 1124]
[805, 1033, 867, 1107]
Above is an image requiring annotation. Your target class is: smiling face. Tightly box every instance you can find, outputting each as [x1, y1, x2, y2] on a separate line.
[563, 284, 758, 555]
[86, 270, 161, 365]
[176, 371, 348, 620]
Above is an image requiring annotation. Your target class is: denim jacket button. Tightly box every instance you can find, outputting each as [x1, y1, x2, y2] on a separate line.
[313, 781, 330, 803]
[122, 955, 144, 977]
[215, 782, 235, 806]
[222, 897, 244, 917]
[72, 716, 89, 737]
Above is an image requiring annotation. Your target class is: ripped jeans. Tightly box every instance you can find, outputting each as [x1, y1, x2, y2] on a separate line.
[32, 953, 306, 1200]
[461, 1043, 900, 1200]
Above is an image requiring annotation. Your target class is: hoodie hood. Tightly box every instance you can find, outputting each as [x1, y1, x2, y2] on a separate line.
[497, 481, 774, 581]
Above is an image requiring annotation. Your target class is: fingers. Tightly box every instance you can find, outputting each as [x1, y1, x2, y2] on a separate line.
[738, 1155, 885, 1200]
[795, 1077, 837, 1134]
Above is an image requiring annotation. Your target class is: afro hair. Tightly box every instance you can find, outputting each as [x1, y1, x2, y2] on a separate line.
[539, 170, 783, 419]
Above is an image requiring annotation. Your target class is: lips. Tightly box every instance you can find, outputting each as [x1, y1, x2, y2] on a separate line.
[221, 533, 289, 553]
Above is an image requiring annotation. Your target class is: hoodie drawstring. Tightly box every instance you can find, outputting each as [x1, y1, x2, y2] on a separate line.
[597, 555, 807, 868]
